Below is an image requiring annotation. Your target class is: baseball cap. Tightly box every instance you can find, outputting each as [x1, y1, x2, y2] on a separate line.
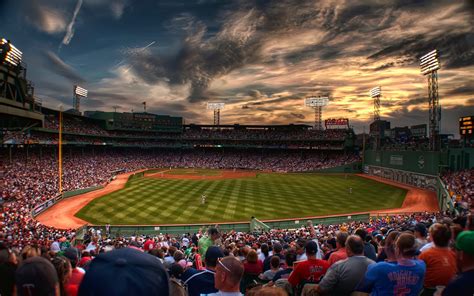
[305, 240, 318, 255]
[78, 247, 169, 296]
[205, 246, 224, 260]
[455, 231, 474, 256]
[15, 256, 59, 296]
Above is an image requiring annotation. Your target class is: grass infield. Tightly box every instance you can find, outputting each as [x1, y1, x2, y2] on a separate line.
[75, 169, 407, 225]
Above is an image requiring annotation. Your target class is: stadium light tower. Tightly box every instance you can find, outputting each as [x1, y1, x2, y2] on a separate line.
[0, 38, 22, 67]
[370, 86, 382, 122]
[420, 49, 441, 151]
[73, 85, 88, 112]
[207, 102, 225, 126]
[305, 97, 329, 130]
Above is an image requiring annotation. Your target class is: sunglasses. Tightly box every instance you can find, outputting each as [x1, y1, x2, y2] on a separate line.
[217, 257, 231, 273]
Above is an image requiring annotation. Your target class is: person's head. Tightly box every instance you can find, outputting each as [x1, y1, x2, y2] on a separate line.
[78, 247, 169, 296]
[429, 223, 451, 248]
[169, 263, 184, 278]
[246, 249, 258, 263]
[273, 242, 283, 254]
[260, 243, 269, 256]
[15, 256, 60, 296]
[285, 251, 297, 267]
[270, 256, 280, 270]
[204, 246, 224, 269]
[215, 256, 244, 292]
[295, 239, 306, 255]
[208, 228, 220, 241]
[345, 235, 364, 257]
[168, 246, 177, 257]
[336, 232, 349, 249]
[414, 223, 428, 239]
[383, 230, 400, 257]
[355, 228, 367, 241]
[63, 247, 80, 268]
[173, 250, 184, 262]
[21, 245, 40, 261]
[51, 256, 72, 295]
[454, 231, 474, 273]
[395, 233, 417, 259]
[305, 240, 318, 258]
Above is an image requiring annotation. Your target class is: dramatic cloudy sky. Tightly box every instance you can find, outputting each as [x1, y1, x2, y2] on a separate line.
[1, 0, 473, 134]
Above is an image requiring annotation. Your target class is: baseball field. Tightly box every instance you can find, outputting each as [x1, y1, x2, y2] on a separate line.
[74, 169, 407, 225]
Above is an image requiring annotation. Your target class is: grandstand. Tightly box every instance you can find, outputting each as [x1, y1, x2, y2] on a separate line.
[1, 8, 473, 294]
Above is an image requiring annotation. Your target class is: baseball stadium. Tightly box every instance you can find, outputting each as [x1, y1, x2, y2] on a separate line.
[1, 1, 474, 296]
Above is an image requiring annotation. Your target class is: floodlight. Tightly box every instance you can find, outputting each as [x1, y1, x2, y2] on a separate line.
[207, 102, 225, 126]
[74, 85, 88, 97]
[370, 86, 381, 98]
[1, 38, 23, 66]
[420, 49, 440, 75]
[207, 102, 225, 110]
[305, 97, 329, 107]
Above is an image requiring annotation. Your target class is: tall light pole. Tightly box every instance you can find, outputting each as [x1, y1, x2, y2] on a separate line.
[207, 102, 225, 126]
[305, 97, 329, 130]
[420, 49, 441, 151]
[370, 86, 381, 122]
[73, 85, 87, 113]
[370, 86, 382, 150]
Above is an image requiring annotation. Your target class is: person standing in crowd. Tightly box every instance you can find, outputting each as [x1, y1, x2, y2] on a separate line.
[78, 248, 169, 296]
[442, 231, 474, 296]
[199, 227, 220, 260]
[414, 223, 429, 250]
[357, 233, 426, 296]
[288, 240, 329, 288]
[314, 235, 375, 295]
[355, 228, 377, 261]
[419, 223, 457, 295]
[63, 247, 85, 296]
[182, 246, 225, 296]
[211, 256, 244, 296]
[15, 256, 60, 296]
[328, 232, 349, 266]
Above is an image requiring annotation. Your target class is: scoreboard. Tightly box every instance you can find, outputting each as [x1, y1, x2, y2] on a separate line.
[459, 116, 473, 138]
[325, 118, 349, 129]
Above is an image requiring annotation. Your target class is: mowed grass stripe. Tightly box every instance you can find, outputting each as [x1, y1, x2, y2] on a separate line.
[75, 171, 407, 225]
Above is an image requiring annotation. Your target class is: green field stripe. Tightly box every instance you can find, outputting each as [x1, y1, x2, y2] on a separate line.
[75, 170, 407, 225]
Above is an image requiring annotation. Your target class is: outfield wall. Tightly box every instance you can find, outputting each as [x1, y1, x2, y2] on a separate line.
[364, 150, 448, 175]
[87, 213, 370, 236]
[309, 161, 362, 173]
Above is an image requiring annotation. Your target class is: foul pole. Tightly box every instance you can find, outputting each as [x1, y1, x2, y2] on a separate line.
[58, 106, 63, 193]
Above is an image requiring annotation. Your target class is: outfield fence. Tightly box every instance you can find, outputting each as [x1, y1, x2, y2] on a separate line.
[86, 213, 370, 236]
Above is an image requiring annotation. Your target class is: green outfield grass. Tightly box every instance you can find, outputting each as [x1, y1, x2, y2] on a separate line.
[75, 170, 407, 225]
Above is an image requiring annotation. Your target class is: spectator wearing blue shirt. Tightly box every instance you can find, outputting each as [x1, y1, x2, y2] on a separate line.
[357, 233, 426, 296]
[182, 246, 224, 296]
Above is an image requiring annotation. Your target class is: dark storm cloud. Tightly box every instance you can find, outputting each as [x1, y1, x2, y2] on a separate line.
[43, 50, 86, 84]
[445, 85, 474, 96]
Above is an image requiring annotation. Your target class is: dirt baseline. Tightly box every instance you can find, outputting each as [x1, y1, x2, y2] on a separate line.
[36, 170, 439, 229]
[146, 170, 257, 180]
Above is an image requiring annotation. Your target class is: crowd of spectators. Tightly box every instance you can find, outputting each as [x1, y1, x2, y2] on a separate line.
[442, 170, 473, 212]
[1, 212, 473, 296]
[0, 147, 360, 251]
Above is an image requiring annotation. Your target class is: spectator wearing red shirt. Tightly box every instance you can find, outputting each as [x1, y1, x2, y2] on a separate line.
[243, 250, 263, 275]
[328, 232, 349, 266]
[288, 240, 329, 287]
[63, 247, 84, 296]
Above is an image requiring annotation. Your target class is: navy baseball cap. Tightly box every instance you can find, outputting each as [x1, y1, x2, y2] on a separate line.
[78, 247, 169, 296]
[15, 256, 59, 296]
[205, 246, 224, 260]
